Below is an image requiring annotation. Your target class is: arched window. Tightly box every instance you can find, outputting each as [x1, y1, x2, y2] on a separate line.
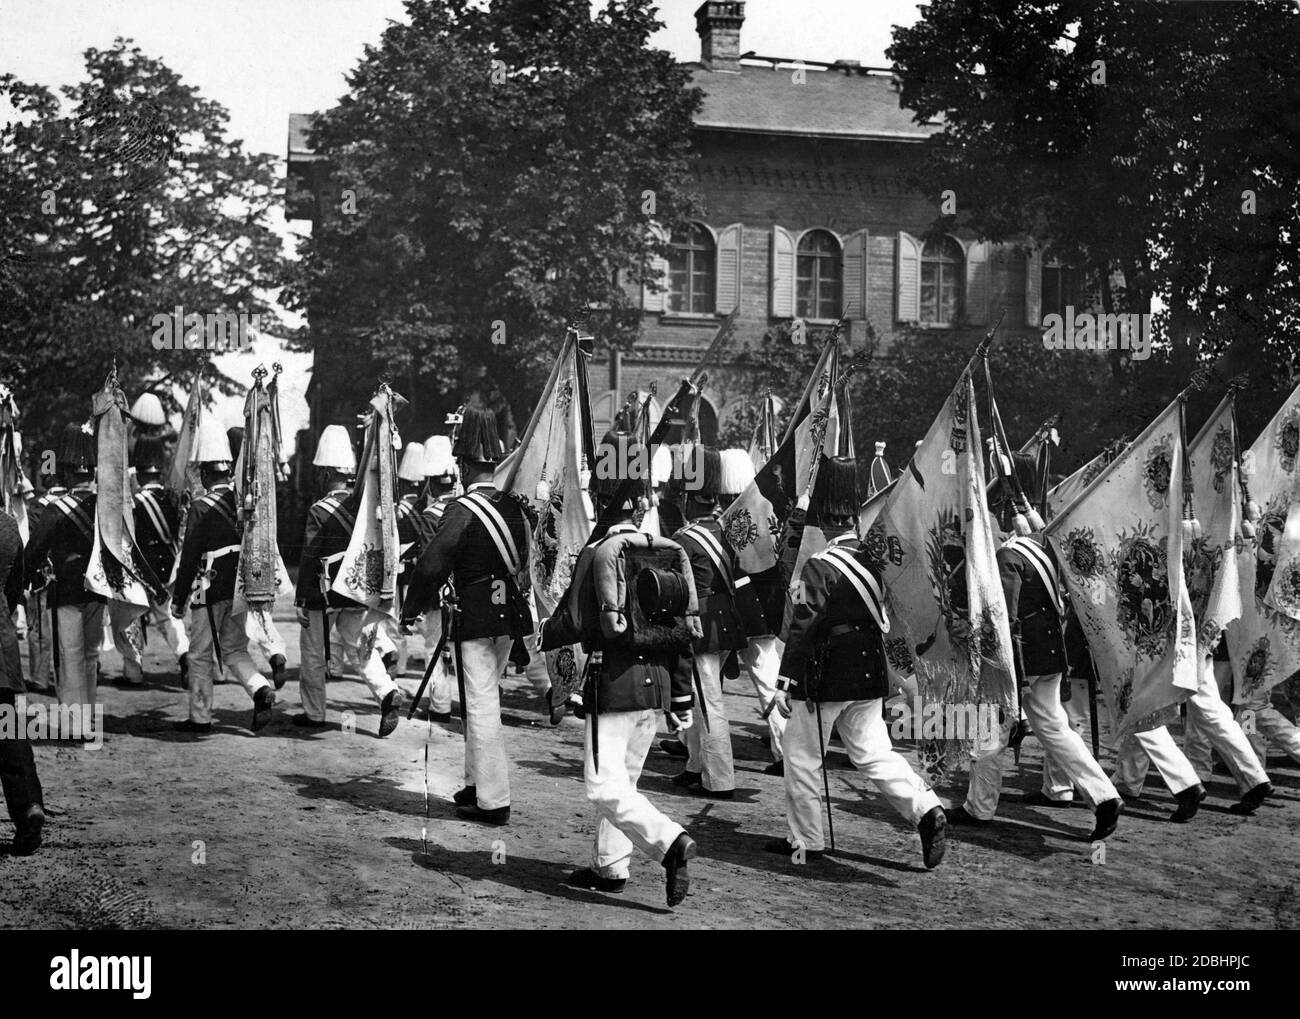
[667, 223, 715, 314]
[920, 236, 963, 324]
[796, 229, 842, 321]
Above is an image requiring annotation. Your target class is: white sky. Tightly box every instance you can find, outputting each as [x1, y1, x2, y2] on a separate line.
[0, 0, 922, 432]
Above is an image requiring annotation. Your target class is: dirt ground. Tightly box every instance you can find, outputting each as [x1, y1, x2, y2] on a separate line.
[2, 593, 1297, 930]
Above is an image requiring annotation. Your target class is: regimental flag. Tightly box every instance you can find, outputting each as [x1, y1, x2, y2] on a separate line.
[1046, 397, 1199, 739]
[86, 375, 160, 610]
[235, 367, 284, 611]
[719, 339, 838, 577]
[1047, 450, 1107, 519]
[494, 331, 594, 701]
[167, 372, 206, 500]
[1186, 394, 1245, 656]
[1227, 379, 1300, 701]
[748, 391, 778, 471]
[0, 384, 30, 541]
[494, 331, 594, 616]
[332, 385, 403, 616]
[860, 367, 1016, 779]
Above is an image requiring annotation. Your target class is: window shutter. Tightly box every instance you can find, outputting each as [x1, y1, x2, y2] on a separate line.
[772, 225, 796, 318]
[896, 231, 921, 322]
[964, 239, 991, 326]
[1025, 247, 1043, 327]
[643, 222, 670, 313]
[841, 229, 869, 319]
[715, 223, 742, 315]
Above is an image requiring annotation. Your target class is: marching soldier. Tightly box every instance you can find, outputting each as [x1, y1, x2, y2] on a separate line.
[402, 407, 532, 825]
[720, 446, 788, 775]
[25, 423, 103, 708]
[948, 528, 1123, 842]
[539, 437, 698, 906]
[23, 473, 67, 695]
[294, 424, 402, 735]
[766, 457, 948, 867]
[671, 445, 746, 799]
[108, 434, 188, 685]
[417, 435, 458, 721]
[1117, 631, 1272, 819]
[1, 509, 43, 854]
[393, 440, 428, 677]
[171, 420, 275, 733]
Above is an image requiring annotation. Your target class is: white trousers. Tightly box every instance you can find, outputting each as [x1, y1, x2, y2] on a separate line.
[784, 697, 940, 852]
[1238, 688, 1300, 766]
[739, 636, 786, 762]
[299, 608, 398, 721]
[1112, 727, 1201, 797]
[25, 588, 54, 688]
[461, 635, 513, 810]
[188, 600, 269, 724]
[965, 674, 1116, 817]
[585, 709, 684, 880]
[55, 602, 104, 706]
[421, 612, 454, 715]
[1179, 659, 1269, 793]
[684, 650, 734, 791]
[1008, 674, 1118, 807]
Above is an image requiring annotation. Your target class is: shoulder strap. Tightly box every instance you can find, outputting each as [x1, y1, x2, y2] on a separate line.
[681, 523, 734, 592]
[1003, 536, 1064, 615]
[136, 489, 174, 546]
[461, 491, 522, 575]
[197, 490, 239, 532]
[819, 546, 890, 634]
[52, 493, 94, 541]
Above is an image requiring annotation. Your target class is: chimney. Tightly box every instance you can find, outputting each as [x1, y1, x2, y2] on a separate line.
[695, 2, 745, 73]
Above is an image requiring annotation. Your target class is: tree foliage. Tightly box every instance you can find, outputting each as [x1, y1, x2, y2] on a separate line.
[887, 0, 1300, 395]
[282, 0, 703, 433]
[0, 39, 288, 459]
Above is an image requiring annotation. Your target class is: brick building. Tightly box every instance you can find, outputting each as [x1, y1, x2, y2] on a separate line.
[288, 1, 1063, 448]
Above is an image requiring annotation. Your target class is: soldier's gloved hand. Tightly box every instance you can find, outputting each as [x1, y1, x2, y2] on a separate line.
[12, 604, 26, 640]
[296, 606, 309, 627]
[668, 709, 694, 732]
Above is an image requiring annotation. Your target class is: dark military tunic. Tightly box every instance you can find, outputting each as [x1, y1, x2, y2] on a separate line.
[998, 534, 1067, 676]
[402, 483, 532, 640]
[779, 536, 889, 703]
[673, 516, 747, 654]
[133, 481, 181, 584]
[24, 486, 101, 607]
[173, 484, 241, 612]
[540, 523, 694, 716]
[294, 486, 361, 611]
[0, 512, 26, 693]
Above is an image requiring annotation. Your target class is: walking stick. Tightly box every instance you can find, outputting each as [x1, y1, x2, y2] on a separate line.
[814, 698, 835, 853]
[690, 656, 711, 733]
[204, 599, 224, 674]
[1087, 659, 1101, 759]
[407, 604, 450, 719]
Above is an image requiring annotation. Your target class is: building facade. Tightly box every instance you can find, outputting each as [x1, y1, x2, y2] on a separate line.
[287, 2, 1065, 449]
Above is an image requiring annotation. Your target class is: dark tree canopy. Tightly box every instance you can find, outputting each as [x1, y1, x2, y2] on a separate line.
[282, 0, 703, 431]
[1, 39, 288, 460]
[888, 0, 1300, 404]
